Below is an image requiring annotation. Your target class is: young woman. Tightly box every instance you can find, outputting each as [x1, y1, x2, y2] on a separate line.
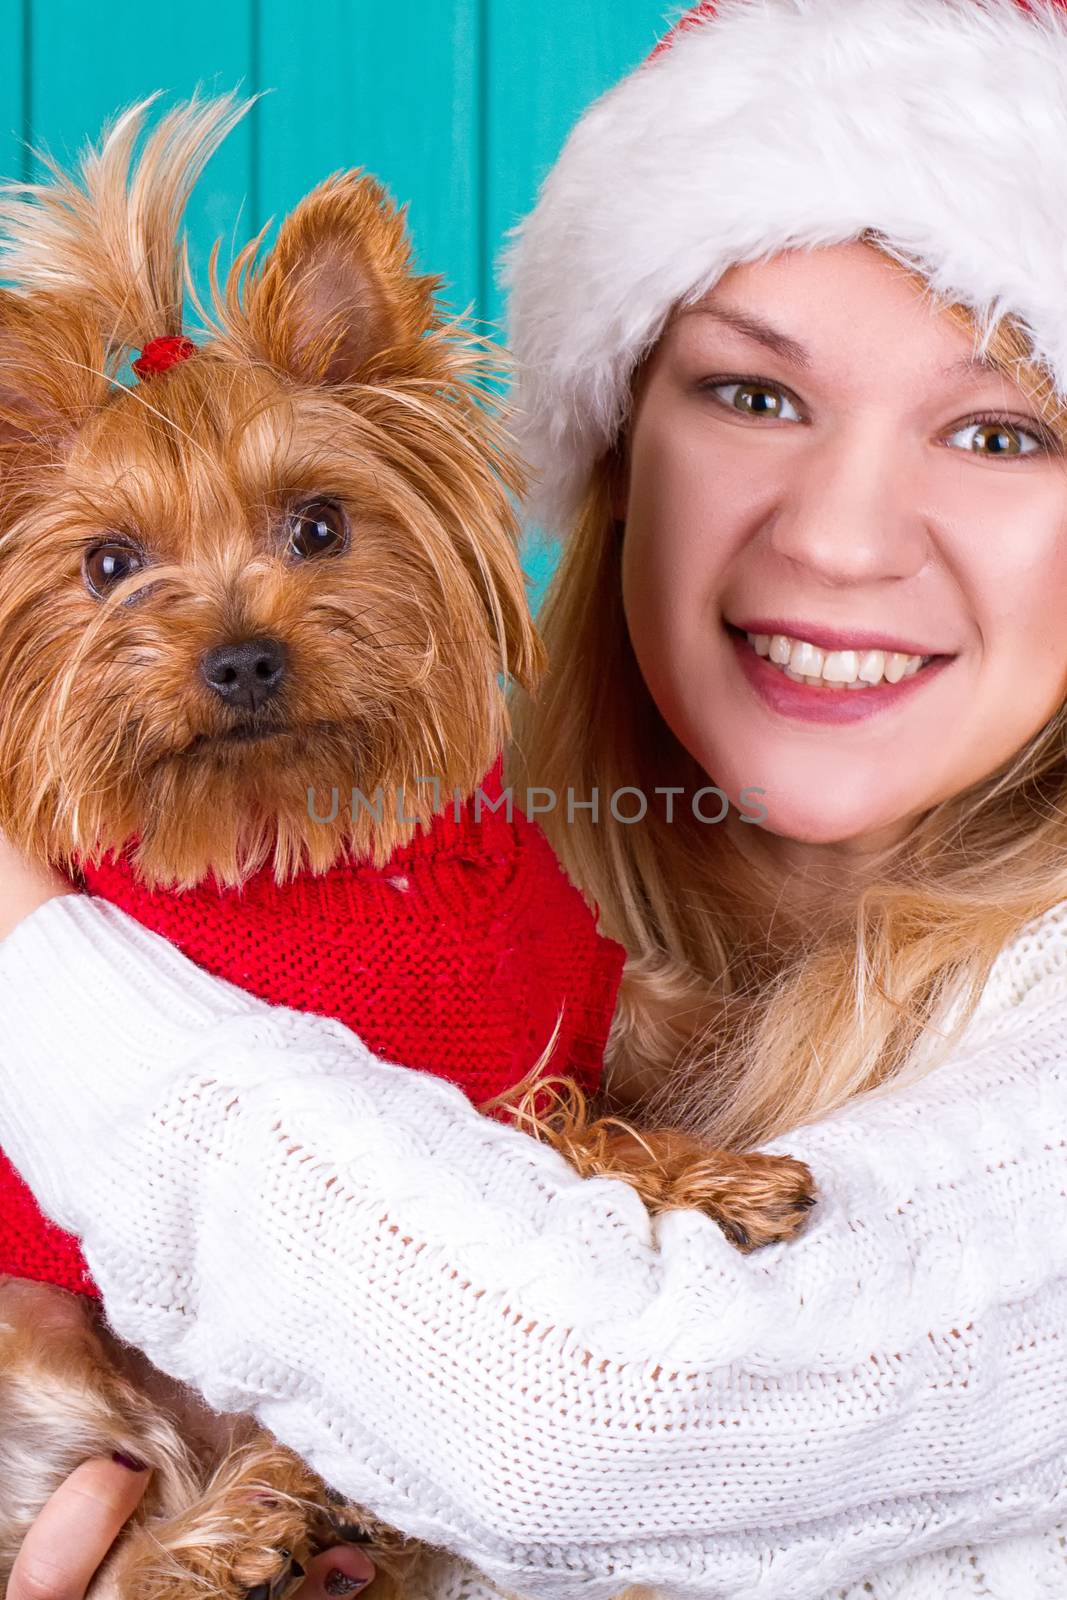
[3, 2, 1067, 1598]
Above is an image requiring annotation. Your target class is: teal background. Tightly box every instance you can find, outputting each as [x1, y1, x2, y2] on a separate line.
[0, 0, 671, 606]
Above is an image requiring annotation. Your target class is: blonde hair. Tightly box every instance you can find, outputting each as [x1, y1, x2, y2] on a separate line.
[508, 242, 1067, 1150]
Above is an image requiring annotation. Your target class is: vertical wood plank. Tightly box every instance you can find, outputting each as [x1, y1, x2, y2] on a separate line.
[486, 0, 668, 604]
[484, 0, 667, 335]
[0, 0, 27, 189]
[25, 0, 255, 293]
[257, 0, 481, 321]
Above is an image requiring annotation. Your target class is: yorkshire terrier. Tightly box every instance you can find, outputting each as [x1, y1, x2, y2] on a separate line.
[0, 94, 815, 1600]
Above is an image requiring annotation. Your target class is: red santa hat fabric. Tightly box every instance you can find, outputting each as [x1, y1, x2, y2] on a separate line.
[501, 0, 1067, 535]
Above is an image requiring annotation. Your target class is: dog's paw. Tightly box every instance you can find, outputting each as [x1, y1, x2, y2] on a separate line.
[243, 1550, 311, 1600]
[587, 1126, 818, 1250]
[707, 1152, 818, 1252]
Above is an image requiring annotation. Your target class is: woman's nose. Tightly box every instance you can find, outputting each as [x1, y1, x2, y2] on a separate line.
[765, 423, 929, 585]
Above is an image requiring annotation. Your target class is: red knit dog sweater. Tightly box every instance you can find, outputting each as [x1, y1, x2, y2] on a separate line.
[0, 761, 626, 1298]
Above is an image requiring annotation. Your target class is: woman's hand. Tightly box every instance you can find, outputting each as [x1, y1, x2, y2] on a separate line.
[7, 1455, 152, 1600]
[1, 1295, 378, 1600]
[7, 1455, 377, 1600]
[0, 831, 74, 941]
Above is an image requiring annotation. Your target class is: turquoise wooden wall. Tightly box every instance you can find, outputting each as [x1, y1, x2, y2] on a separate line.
[0, 0, 669, 605]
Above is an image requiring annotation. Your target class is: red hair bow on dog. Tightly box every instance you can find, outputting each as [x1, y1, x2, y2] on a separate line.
[132, 335, 197, 380]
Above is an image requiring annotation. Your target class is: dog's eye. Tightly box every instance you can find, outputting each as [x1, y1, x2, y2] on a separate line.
[286, 499, 349, 561]
[83, 540, 146, 598]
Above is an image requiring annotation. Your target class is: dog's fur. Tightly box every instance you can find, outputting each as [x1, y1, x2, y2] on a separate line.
[0, 95, 814, 1599]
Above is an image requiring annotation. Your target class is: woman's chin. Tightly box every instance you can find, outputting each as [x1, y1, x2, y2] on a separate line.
[699, 739, 928, 853]
[747, 798, 913, 853]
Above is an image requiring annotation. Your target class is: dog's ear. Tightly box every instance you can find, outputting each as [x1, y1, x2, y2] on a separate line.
[229, 172, 448, 387]
[0, 290, 110, 452]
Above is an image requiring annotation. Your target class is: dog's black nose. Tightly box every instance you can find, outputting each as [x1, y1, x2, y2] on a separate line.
[200, 637, 287, 711]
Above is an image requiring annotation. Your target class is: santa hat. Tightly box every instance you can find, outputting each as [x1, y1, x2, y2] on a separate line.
[500, 0, 1067, 536]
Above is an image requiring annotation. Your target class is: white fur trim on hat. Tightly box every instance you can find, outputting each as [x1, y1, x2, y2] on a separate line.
[500, 0, 1067, 536]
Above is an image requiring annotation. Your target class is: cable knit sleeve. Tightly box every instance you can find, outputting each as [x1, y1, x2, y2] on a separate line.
[0, 894, 1065, 1600]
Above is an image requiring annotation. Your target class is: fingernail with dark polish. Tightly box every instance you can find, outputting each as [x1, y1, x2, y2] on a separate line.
[324, 1571, 371, 1596]
[112, 1450, 149, 1472]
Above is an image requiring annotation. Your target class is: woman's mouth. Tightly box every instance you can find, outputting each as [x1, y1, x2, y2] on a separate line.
[725, 623, 955, 724]
[734, 626, 934, 688]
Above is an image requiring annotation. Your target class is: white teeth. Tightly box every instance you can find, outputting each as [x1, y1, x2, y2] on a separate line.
[791, 640, 824, 678]
[857, 650, 885, 684]
[822, 650, 859, 684]
[744, 630, 928, 689]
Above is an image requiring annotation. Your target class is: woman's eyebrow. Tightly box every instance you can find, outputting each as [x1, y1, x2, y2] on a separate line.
[937, 352, 1001, 379]
[676, 297, 812, 367]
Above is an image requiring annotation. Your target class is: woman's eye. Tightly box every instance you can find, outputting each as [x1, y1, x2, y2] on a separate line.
[945, 418, 1045, 458]
[704, 381, 803, 422]
[286, 499, 350, 560]
[83, 540, 146, 599]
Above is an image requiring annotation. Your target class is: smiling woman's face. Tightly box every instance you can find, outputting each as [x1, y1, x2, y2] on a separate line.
[619, 240, 1067, 856]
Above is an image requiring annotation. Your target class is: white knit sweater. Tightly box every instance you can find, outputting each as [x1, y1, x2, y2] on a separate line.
[0, 894, 1065, 1600]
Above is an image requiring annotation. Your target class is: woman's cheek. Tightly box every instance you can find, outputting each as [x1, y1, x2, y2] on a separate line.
[624, 417, 727, 601]
[942, 480, 1067, 733]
